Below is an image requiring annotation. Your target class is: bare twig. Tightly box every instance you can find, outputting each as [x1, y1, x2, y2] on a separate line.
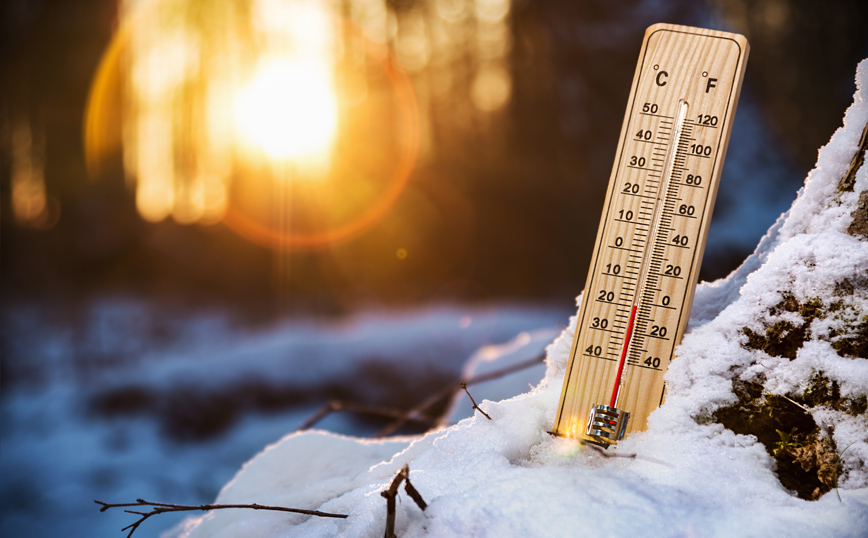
[402, 474, 428, 511]
[381, 469, 404, 538]
[546, 432, 675, 467]
[296, 353, 544, 436]
[463, 353, 546, 386]
[581, 440, 635, 459]
[297, 400, 436, 431]
[778, 394, 811, 414]
[376, 353, 545, 437]
[838, 119, 868, 192]
[376, 381, 462, 437]
[580, 440, 675, 467]
[380, 464, 427, 538]
[95, 499, 347, 537]
[460, 382, 492, 420]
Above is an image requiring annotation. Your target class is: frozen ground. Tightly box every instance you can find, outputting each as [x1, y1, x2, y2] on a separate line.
[170, 60, 868, 538]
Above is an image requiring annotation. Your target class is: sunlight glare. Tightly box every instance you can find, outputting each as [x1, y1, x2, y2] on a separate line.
[233, 58, 338, 162]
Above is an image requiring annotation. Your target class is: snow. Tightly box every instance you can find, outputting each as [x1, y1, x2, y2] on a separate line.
[443, 328, 556, 423]
[171, 60, 868, 538]
[0, 304, 567, 538]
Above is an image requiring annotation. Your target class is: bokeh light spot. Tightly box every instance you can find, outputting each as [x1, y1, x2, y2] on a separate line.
[471, 65, 512, 112]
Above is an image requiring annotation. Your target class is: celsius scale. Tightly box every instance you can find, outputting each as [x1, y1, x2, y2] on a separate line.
[553, 24, 749, 445]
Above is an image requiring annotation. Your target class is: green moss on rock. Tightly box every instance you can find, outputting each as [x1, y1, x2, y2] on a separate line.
[803, 372, 867, 416]
[713, 378, 840, 500]
[831, 314, 868, 358]
[740, 295, 825, 360]
[742, 322, 805, 360]
[741, 295, 867, 360]
[721, 291, 867, 499]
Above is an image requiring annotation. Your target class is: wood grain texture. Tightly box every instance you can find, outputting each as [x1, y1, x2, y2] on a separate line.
[554, 24, 749, 442]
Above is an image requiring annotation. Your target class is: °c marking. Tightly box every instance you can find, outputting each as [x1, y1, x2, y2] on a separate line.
[655, 65, 668, 87]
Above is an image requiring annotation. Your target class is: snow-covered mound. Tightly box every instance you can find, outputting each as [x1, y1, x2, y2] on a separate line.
[171, 60, 868, 538]
[1, 304, 566, 538]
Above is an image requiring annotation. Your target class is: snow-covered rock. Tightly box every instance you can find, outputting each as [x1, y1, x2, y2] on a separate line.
[170, 60, 868, 538]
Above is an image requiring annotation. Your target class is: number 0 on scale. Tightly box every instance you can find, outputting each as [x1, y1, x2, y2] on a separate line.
[553, 24, 749, 445]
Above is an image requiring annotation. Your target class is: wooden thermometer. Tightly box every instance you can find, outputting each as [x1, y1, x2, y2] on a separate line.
[553, 24, 749, 445]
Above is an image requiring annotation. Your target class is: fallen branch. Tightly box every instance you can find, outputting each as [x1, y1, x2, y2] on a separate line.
[381, 464, 427, 538]
[376, 353, 546, 437]
[460, 382, 492, 420]
[95, 499, 347, 538]
[580, 439, 674, 467]
[545, 431, 675, 467]
[580, 440, 637, 459]
[297, 354, 544, 436]
[297, 400, 437, 431]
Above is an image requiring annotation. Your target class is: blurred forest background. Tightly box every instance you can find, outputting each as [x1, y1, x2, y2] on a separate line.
[2, 2, 868, 537]
[2, 0, 868, 319]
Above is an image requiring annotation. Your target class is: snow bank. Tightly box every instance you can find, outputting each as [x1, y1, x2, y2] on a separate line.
[1, 304, 566, 538]
[171, 60, 868, 538]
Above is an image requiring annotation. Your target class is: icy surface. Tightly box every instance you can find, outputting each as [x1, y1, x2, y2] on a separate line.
[172, 60, 868, 537]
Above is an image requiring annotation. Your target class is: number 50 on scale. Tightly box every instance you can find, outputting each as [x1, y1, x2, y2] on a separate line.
[553, 24, 749, 445]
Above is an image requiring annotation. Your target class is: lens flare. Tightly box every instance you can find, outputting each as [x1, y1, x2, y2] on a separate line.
[85, 0, 421, 249]
[233, 58, 338, 162]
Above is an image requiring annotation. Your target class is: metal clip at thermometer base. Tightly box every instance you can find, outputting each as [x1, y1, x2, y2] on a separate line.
[586, 405, 629, 443]
[553, 24, 749, 446]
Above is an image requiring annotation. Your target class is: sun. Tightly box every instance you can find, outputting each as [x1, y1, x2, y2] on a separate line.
[233, 58, 338, 162]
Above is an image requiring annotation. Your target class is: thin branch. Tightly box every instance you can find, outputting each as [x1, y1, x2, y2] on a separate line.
[403, 475, 427, 512]
[381, 468, 403, 538]
[460, 382, 492, 420]
[376, 381, 461, 437]
[297, 400, 436, 431]
[463, 353, 547, 386]
[95, 499, 347, 537]
[546, 432, 675, 467]
[295, 351, 544, 432]
[376, 353, 545, 437]
[838, 118, 868, 192]
[581, 440, 635, 459]
[381, 465, 426, 538]
[581, 440, 674, 467]
[297, 403, 335, 431]
[778, 394, 812, 414]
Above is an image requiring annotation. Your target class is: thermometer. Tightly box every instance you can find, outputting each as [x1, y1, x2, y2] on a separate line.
[553, 24, 749, 445]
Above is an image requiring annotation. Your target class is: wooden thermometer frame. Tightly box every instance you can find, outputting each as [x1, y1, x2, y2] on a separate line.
[553, 24, 749, 444]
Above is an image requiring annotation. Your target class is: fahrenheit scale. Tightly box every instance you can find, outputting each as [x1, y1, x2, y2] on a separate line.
[553, 24, 749, 445]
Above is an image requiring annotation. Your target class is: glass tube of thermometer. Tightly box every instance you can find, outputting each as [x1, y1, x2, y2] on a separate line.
[553, 24, 749, 445]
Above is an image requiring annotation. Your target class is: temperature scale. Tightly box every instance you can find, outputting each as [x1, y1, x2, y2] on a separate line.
[553, 24, 749, 445]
